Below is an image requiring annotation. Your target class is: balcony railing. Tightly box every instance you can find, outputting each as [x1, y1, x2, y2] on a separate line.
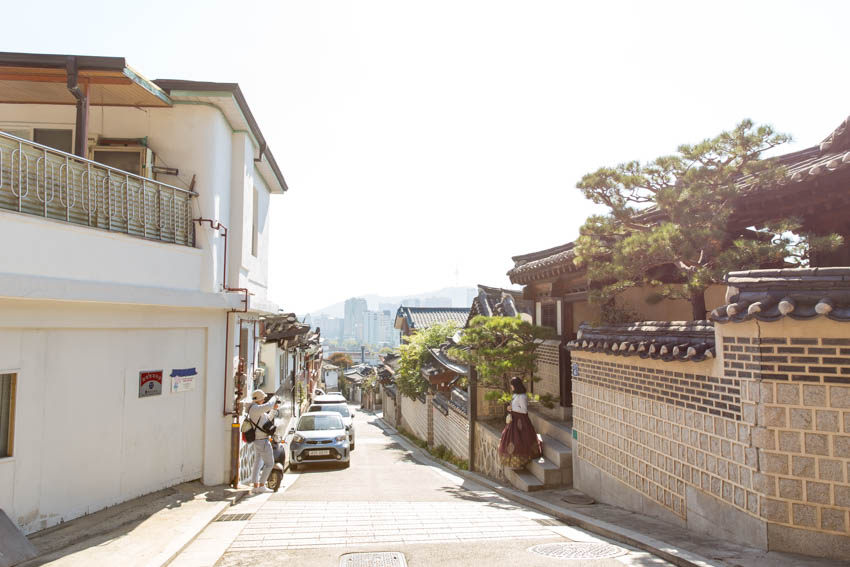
[0, 131, 196, 246]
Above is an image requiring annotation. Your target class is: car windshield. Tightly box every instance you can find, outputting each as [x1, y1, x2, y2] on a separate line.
[298, 415, 343, 431]
[309, 404, 350, 417]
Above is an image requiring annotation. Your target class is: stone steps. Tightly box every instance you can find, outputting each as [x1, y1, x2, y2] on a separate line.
[504, 467, 545, 492]
[529, 410, 573, 448]
[527, 455, 563, 485]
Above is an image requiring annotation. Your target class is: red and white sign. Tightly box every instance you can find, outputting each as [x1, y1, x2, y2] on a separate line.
[139, 370, 163, 398]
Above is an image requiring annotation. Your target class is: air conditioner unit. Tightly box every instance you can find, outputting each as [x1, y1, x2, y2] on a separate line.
[89, 145, 156, 178]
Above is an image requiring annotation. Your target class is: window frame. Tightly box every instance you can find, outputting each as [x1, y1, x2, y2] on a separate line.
[0, 372, 17, 460]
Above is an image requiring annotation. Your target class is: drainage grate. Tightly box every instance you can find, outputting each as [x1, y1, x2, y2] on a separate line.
[339, 552, 408, 567]
[528, 542, 627, 560]
[534, 518, 567, 526]
[215, 513, 253, 522]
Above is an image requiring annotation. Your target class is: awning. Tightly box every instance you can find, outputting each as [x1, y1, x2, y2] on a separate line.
[0, 53, 170, 107]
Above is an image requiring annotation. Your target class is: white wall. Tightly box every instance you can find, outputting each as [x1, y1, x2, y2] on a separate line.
[0, 298, 229, 534]
[0, 210, 203, 291]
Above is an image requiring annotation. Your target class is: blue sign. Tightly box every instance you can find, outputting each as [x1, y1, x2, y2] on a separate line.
[171, 368, 198, 378]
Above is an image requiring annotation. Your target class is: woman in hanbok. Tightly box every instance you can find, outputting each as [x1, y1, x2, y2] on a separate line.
[498, 377, 542, 469]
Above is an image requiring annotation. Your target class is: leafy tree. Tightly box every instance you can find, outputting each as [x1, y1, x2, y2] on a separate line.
[450, 316, 554, 404]
[396, 321, 458, 399]
[326, 352, 354, 369]
[574, 119, 842, 320]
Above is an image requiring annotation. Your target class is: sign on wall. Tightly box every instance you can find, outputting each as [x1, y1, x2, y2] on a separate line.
[139, 370, 163, 398]
[171, 367, 198, 393]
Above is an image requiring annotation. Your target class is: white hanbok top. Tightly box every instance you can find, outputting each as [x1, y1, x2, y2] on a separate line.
[510, 393, 528, 414]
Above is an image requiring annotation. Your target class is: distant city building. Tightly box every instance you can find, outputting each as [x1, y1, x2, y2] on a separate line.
[310, 314, 343, 341]
[466, 288, 477, 307]
[379, 302, 396, 312]
[344, 297, 368, 341]
[423, 296, 451, 307]
[401, 298, 421, 308]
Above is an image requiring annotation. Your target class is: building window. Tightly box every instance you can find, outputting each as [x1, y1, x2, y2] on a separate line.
[251, 187, 259, 257]
[541, 303, 557, 331]
[0, 373, 16, 458]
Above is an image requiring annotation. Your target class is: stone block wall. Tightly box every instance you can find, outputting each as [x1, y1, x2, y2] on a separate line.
[401, 395, 429, 443]
[433, 403, 470, 460]
[571, 313, 850, 558]
[572, 354, 755, 524]
[721, 322, 850, 553]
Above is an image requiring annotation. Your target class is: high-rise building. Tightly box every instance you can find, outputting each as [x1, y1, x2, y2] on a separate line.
[423, 296, 451, 307]
[343, 297, 368, 341]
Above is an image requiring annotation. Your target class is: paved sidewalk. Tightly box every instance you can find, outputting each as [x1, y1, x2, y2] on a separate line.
[18, 482, 248, 567]
[375, 415, 849, 567]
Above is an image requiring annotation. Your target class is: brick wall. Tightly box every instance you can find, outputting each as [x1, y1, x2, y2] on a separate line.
[734, 335, 850, 537]
[573, 353, 755, 520]
[433, 404, 470, 460]
[401, 395, 429, 443]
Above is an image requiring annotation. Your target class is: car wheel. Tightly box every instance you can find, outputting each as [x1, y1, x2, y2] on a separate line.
[267, 470, 282, 491]
[350, 443, 355, 451]
[342, 460, 350, 469]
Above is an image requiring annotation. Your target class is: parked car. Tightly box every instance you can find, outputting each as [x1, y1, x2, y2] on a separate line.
[313, 393, 346, 404]
[289, 412, 350, 470]
[308, 402, 356, 450]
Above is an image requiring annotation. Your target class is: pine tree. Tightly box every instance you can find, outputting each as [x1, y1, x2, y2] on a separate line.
[574, 119, 842, 320]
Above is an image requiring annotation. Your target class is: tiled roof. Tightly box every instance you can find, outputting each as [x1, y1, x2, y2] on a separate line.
[262, 313, 310, 342]
[395, 306, 470, 331]
[426, 345, 469, 376]
[468, 284, 533, 322]
[567, 321, 716, 362]
[507, 243, 581, 284]
[711, 268, 850, 323]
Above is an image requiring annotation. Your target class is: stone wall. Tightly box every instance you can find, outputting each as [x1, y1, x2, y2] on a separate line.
[383, 390, 397, 427]
[401, 395, 429, 443]
[474, 420, 506, 482]
[570, 281, 850, 559]
[433, 403, 469, 460]
[721, 319, 850, 556]
[572, 353, 761, 544]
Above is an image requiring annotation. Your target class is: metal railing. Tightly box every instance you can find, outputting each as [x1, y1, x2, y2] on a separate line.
[0, 131, 196, 246]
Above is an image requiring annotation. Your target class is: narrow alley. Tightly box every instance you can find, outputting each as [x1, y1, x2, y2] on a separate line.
[171, 410, 672, 567]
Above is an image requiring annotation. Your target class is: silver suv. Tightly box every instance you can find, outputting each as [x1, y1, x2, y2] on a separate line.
[289, 412, 350, 470]
[308, 397, 355, 450]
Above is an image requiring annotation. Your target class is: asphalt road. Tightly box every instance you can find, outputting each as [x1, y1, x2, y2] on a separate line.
[177, 407, 674, 567]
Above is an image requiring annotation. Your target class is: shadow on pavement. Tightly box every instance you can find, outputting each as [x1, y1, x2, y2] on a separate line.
[20, 481, 239, 566]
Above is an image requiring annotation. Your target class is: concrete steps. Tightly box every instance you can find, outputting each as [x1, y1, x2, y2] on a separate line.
[503, 411, 575, 493]
[529, 411, 573, 448]
[504, 467, 545, 492]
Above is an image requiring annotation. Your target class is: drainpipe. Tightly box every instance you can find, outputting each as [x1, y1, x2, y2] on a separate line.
[194, 218, 256, 488]
[65, 57, 89, 158]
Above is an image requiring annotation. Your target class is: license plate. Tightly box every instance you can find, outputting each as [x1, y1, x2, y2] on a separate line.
[310, 450, 330, 456]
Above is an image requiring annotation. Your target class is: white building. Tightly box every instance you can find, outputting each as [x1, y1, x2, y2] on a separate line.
[0, 53, 287, 534]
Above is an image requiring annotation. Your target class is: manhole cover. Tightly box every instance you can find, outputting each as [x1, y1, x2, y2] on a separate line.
[561, 493, 596, 505]
[528, 542, 627, 560]
[215, 513, 253, 522]
[339, 552, 408, 567]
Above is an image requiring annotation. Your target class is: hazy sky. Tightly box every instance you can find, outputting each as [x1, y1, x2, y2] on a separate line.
[6, 1, 850, 314]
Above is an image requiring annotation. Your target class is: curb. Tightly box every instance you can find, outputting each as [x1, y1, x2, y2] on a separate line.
[374, 416, 721, 567]
[160, 487, 250, 567]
